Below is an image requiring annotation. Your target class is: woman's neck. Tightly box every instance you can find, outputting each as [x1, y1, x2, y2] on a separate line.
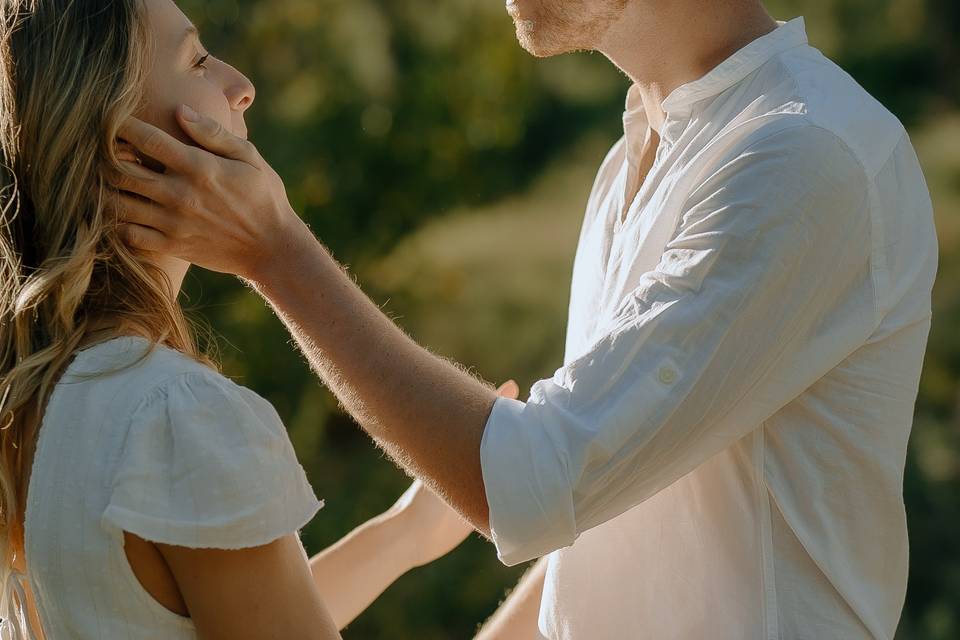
[75, 257, 189, 352]
[76, 319, 152, 351]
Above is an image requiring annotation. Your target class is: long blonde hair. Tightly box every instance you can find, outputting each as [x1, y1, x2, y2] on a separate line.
[0, 0, 213, 625]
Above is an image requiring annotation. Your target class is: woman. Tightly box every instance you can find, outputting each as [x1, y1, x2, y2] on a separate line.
[0, 0, 517, 638]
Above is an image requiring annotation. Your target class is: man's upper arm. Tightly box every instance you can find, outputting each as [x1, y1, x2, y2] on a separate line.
[480, 122, 877, 566]
[157, 534, 342, 640]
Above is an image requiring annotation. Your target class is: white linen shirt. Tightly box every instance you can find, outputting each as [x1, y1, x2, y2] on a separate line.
[479, 17, 937, 640]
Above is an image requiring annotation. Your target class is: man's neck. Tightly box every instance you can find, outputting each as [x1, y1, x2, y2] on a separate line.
[599, 1, 778, 132]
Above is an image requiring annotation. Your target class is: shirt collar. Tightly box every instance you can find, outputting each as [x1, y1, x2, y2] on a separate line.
[621, 17, 808, 162]
[661, 17, 808, 115]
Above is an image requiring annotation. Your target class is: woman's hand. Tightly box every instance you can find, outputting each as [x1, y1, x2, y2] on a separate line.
[109, 106, 309, 280]
[393, 379, 520, 568]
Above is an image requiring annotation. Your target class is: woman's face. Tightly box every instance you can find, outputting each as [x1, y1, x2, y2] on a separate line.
[126, 0, 255, 293]
[139, 0, 255, 145]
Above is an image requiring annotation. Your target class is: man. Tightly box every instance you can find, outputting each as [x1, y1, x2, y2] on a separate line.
[113, 0, 938, 637]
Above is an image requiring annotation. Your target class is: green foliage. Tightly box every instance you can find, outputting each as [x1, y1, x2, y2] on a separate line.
[172, 1, 959, 637]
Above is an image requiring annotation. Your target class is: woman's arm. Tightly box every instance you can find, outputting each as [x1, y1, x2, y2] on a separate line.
[157, 478, 475, 637]
[312, 380, 520, 630]
[307, 481, 462, 629]
[307, 505, 414, 630]
[157, 534, 342, 640]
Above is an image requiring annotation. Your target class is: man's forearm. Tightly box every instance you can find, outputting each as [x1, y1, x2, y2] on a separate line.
[110, 114, 499, 533]
[249, 222, 497, 534]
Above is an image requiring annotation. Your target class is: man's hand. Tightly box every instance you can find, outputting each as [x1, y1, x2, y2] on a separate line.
[110, 105, 305, 280]
[113, 109, 503, 538]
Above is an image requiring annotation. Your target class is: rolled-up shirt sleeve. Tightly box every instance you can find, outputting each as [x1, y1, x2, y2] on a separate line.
[480, 122, 878, 566]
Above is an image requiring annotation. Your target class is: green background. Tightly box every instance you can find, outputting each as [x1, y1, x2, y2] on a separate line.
[174, 1, 960, 637]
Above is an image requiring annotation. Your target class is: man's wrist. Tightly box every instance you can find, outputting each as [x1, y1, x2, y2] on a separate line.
[243, 211, 323, 290]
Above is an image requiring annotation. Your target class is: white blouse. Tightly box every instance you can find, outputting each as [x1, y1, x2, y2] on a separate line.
[15, 336, 323, 639]
[480, 17, 937, 640]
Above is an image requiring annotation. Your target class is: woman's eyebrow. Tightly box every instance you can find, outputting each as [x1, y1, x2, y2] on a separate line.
[179, 25, 200, 54]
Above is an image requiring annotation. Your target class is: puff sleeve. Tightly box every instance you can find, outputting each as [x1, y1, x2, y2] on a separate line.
[101, 371, 324, 549]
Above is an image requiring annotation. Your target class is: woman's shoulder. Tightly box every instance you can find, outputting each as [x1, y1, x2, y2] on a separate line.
[90, 338, 323, 549]
[66, 335, 259, 413]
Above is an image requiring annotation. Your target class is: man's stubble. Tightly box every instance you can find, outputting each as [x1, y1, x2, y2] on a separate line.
[513, 0, 629, 58]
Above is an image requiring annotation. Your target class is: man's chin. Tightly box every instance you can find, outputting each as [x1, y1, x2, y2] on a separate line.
[514, 24, 572, 58]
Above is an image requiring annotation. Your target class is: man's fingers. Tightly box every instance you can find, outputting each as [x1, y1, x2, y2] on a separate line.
[117, 223, 171, 254]
[106, 161, 172, 204]
[497, 380, 520, 399]
[118, 117, 198, 173]
[176, 104, 259, 165]
[110, 192, 176, 234]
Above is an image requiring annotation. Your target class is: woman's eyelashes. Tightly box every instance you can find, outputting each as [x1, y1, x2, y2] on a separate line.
[194, 52, 210, 71]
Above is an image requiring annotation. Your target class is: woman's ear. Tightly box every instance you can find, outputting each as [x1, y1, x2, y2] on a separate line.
[114, 139, 141, 164]
[113, 138, 166, 174]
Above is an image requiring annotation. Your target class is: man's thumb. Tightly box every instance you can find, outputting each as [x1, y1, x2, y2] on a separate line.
[497, 379, 520, 399]
[176, 104, 255, 163]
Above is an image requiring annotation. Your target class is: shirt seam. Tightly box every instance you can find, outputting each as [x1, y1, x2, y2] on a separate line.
[789, 119, 887, 331]
[104, 369, 253, 529]
[113, 365, 281, 473]
[756, 426, 780, 640]
[765, 484, 884, 637]
[721, 115, 881, 332]
[780, 30, 894, 330]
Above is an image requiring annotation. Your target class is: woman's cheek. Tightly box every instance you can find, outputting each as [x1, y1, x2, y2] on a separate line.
[192, 95, 235, 135]
[137, 77, 195, 145]
[137, 102, 192, 146]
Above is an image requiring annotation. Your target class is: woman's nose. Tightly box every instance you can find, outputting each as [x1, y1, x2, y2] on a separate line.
[221, 63, 256, 113]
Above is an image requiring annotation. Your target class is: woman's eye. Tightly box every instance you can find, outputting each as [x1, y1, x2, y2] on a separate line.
[195, 53, 210, 70]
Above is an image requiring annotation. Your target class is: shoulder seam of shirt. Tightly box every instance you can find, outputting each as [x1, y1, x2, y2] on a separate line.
[686, 116, 868, 205]
[800, 117, 903, 183]
[807, 122, 884, 329]
[781, 48, 892, 329]
[787, 118, 884, 331]
[737, 51, 872, 184]
[778, 49, 906, 182]
[683, 116, 880, 331]
[103, 368, 239, 454]
[127, 369, 237, 415]
[102, 370, 207, 496]
[63, 345, 222, 435]
[106, 369, 256, 492]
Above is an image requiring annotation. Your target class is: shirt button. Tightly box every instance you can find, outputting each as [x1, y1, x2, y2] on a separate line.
[657, 366, 677, 384]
